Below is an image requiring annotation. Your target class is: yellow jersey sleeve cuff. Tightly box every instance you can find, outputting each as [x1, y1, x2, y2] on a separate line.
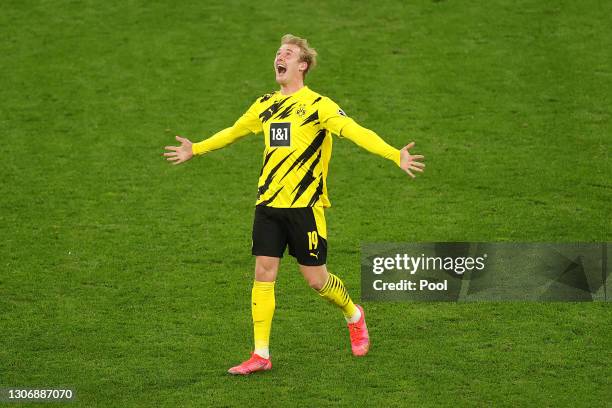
[192, 141, 207, 155]
[393, 149, 401, 167]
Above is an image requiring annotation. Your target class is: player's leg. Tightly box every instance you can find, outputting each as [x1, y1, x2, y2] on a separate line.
[287, 207, 370, 356]
[228, 207, 285, 375]
[299, 263, 359, 324]
[252, 255, 279, 359]
[299, 263, 370, 357]
[289, 206, 358, 319]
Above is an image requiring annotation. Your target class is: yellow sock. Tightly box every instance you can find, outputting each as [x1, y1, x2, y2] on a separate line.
[252, 280, 275, 359]
[318, 273, 358, 320]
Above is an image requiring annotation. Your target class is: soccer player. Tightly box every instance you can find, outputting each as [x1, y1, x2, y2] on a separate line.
[164, 34, 425, 375]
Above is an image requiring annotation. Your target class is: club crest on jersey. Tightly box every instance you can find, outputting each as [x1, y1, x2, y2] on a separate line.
[269, 122, 291, 147]
[338, 108, 347, 116]
[296, 104, 307, 117]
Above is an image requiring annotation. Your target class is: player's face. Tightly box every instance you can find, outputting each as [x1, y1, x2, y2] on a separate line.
[274, 44, 306, 84]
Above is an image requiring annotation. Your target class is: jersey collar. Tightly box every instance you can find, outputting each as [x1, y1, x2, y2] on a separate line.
[279, 85, 309, 99]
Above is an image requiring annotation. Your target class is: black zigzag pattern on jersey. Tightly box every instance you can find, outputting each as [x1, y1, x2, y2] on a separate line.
[301, 110, 319, 127]
[259, 150, 276, 176]
[258, 186, 283, 206]
[306, 177, 324, 207]
[291, 151, 322, 206]
[259, 93, 274, 103]
[259, 97, 290, 123]
[279, 129, 326, 181]
[312, 96, 322, 104]
[258, 152, 293, 198]
[274, 102, 297, 120]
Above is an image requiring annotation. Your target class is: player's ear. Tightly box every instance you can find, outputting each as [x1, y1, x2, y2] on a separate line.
[298, 61, 308, 72]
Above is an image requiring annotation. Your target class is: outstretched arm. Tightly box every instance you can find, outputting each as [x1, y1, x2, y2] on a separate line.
[327, 115, 425, 178]
[163, 99, 262, 165]
[163, 124, 251, 165]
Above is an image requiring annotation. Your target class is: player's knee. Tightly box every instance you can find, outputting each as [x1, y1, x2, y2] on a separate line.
[306, 276, 325, 291]
[254, 257, 279, 281]
[301, 266, 328, 290]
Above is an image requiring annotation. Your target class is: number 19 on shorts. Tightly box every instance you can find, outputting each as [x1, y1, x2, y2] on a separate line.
[307, 231, 318, 250]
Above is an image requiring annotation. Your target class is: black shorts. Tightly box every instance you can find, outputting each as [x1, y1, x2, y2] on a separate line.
[251, 205, 328, 266]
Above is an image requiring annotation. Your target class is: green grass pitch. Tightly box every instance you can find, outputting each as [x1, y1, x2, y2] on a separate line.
[1, 1, 610, 406]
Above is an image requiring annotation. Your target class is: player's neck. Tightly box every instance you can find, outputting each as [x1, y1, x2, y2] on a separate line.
[279, 79, 305, 96]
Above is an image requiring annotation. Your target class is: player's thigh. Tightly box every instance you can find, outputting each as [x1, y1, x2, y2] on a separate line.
[286, 207, 328, 266]
[252, 205, 288, 259]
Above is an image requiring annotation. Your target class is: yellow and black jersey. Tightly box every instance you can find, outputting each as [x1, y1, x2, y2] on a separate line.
[192, 86, 400, 208]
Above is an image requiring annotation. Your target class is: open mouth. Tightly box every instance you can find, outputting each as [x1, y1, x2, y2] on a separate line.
[276, 64, 287, 75]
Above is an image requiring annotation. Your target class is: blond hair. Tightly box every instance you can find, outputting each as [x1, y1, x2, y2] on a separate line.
[281, 34, 317, 76]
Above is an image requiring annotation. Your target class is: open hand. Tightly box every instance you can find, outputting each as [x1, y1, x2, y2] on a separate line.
[163, 136, 193, 165]
[399, 142, 425, 178]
